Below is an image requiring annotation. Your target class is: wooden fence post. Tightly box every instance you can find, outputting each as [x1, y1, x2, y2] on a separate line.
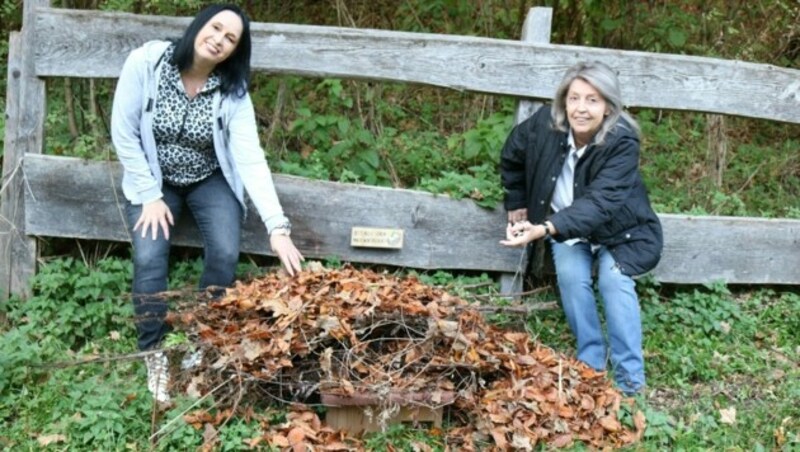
[499, 7, 553, 299]
[0, 0, 50, 301]
[0, 32, 22, 301]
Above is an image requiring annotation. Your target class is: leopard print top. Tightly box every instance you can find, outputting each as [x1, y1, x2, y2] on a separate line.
[153, 45, 222, 186]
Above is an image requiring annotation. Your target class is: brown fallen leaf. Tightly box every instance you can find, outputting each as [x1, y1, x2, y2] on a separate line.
[341, 379, 355, 395]
[317, 315, 343, 335]
[245, 436, 264, 448]
[550, 433, 573, 448]
[287, 426, 306, 446]
[37, 434, 67, 447]
[633, 410, 646, 438]
[579, 394, 595, 411]
[557, 404, 575, 418]
[186, 375, 205, 399]
[598, 415, 621, 432]
[490, 428, 508, 449]
[719, 407, 736, 425]
[516, 355, 537, 366]
[241, 337, 268, 361]
[270, 433, 290, 447]
[320, 347, 333, 377]
[259, 298, 291, 317]
[184, 410, 211, 429]
[411, 441, 434, 452]
[510, 432, 533, 451]
[202, 423, 219, 450]
[774, 425, 786, 447]
[319, 441, 355, 451]
[237, 297, 256, 310]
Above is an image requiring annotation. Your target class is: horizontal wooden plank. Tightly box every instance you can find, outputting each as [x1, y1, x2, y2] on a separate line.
[22, 155, 800, 284]
[33, 7, 800, 124]
[22, 154, 522, 273]
[654, 215, 800, 285]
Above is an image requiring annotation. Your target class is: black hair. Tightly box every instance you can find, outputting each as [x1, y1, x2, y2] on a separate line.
[171, 3, 251, 98]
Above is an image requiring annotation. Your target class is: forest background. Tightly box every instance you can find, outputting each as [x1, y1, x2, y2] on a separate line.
[0, 0, 799, 450]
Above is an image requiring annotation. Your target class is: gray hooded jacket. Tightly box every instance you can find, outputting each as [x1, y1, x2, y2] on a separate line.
[111, 40, 289, 233]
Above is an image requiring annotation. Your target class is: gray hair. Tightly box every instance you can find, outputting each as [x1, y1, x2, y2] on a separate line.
[550, 61, 640, 145]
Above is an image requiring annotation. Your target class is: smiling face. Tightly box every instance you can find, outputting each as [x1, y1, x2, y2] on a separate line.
[565, 78, 610, 148]
[193, 10, 243, 68]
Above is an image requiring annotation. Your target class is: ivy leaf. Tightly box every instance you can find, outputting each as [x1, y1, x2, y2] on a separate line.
[337, 117, 350, 135]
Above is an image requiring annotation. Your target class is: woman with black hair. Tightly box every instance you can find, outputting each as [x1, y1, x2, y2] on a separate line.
[111, 4, 303, 403]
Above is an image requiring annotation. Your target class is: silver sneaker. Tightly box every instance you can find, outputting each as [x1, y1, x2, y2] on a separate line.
[180, 349, 203, 370]
[144, 352, 170, 403]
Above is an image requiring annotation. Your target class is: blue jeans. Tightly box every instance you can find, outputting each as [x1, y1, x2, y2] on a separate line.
[126, 171, 242, 350]
[550, 240, 645, 394]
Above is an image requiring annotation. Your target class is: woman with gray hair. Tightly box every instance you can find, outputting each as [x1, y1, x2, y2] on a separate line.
[499, 61, 662, 395]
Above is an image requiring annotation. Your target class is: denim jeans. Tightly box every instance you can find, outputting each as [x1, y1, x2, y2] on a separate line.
[550, 240, 645, 394]
[126, 170, 242, 350]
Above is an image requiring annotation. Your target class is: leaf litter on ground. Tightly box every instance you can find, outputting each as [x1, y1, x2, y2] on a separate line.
[168, 262, 645, 450]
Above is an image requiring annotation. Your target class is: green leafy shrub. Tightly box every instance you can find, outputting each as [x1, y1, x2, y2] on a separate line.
[446, 111, 512, 166]
[0, 322, 65, 395]
[639, 281, 771, 385]
[418, 162, 504, 208]
[642, 281, 751, 336]
[5, 257, 133, 350]
[168, 257, 204, 289]
[63, 369, 151, 448]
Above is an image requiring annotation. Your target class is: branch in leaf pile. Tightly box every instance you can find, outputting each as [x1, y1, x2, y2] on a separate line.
[455, 301, 558, 314]
[465, 285, 552, 299]
[34, 346, 187, 369]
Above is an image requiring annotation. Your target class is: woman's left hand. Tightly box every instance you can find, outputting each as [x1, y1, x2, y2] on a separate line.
[269, 235, 304, 276]
[499, 221, 546, 247]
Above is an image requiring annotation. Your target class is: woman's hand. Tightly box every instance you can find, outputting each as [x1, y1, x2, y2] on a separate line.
[270, 235, 304, 276]
[134, 199, 174, 240]
[507, 208, 528, 224]
[499, 221, 547, 247]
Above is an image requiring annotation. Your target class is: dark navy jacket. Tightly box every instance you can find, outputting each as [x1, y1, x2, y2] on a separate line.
[500, 105, 663, 276]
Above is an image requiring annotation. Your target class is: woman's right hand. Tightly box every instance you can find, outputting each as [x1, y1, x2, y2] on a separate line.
[500, 221, 542, 247]
[269, 234, 304, 277]
[134, 199, 174, 240]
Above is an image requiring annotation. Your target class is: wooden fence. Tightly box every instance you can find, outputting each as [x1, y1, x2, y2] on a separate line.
[2, 3, 799, 300]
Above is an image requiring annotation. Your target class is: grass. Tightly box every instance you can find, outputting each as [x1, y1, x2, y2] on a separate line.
[1, 258, 798, 450]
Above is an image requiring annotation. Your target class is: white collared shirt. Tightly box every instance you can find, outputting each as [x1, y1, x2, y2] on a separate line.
[551, 131, 590, 247]
[551, 131, 587, 213]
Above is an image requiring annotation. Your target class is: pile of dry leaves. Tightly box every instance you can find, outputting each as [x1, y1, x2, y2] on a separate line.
[168, 262, 645, 450]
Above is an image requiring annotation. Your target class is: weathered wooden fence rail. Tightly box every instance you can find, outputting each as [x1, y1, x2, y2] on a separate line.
[22, 154, 523, 273]
[32, 8, 800, 123]
[22, 154, 800, 285]
[2, 4, 800, 299]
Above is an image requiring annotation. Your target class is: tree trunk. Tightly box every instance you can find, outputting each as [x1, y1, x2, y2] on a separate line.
[63, 78, 79, 139]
